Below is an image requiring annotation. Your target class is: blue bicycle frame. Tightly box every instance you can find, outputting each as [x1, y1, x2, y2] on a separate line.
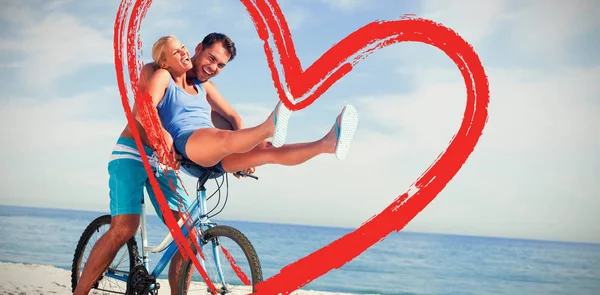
[103, 172, 228, 291]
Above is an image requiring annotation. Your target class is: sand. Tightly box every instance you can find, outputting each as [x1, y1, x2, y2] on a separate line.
[0, 261, 357, 295]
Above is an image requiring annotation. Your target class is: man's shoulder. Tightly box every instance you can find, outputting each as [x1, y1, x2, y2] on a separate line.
[141, 62, 160, 76]
[143, 61, 159, 69]
[201, 80, 215, 86]
[147, 68, 171, 89]
[201, 80, 218, 93]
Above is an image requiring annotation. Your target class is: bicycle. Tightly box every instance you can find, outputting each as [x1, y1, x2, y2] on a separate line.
[71, 159, 264, 295]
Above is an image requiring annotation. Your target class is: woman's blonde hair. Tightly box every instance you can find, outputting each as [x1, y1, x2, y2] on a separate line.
[152, 35, 176, 68]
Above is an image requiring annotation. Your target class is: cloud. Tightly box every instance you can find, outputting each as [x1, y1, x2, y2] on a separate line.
[320, 0, 365, 12]
[0, 62, 23, 68]
[214, 62, 600, 244]
[378, 0, 600, 72]
[0, 88, 124, 210]
[45, 0, 76, 10]
[1, 0, 598, 245]
[281, 6, 309, 30]
[233, 103, 274, 128]
[420, 0, 506, 47]
[503, 0, 600, 62]
[169, 0, 600, 243]
[0, 2, 113, 88]
[360, 61, 599, 242]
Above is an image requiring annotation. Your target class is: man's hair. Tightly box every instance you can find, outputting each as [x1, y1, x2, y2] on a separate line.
[201, 32, 237, 62]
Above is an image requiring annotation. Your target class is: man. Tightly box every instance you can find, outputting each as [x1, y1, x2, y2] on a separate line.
[73, 32, 244, 295]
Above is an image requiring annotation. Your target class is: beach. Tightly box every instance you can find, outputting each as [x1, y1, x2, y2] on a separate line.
[0, 261, 356, 295]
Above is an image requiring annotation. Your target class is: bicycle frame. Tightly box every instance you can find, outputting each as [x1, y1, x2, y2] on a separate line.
[103, 172, 228, 290]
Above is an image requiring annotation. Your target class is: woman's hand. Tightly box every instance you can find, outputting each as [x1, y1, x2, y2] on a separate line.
[156, 130, 180, 170]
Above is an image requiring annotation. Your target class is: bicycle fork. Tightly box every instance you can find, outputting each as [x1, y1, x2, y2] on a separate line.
[197, 182, 229, 289]
[140, 200, 150, 270]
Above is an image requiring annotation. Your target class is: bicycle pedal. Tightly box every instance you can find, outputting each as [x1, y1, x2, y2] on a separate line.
[206, 286, 229, 294]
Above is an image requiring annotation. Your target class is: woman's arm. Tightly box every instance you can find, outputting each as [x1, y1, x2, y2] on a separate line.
[135, 68, 172, 155]
[203, 81, 244, 130]
[130, 63, 159, 140]
[139, 62, 158, 95]
[132, 62, 161, 130]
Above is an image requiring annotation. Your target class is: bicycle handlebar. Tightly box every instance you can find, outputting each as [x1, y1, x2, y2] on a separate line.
[233, 171, 259, 180]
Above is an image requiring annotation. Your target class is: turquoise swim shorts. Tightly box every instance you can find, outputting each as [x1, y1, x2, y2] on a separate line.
[107, 137, 190, 221]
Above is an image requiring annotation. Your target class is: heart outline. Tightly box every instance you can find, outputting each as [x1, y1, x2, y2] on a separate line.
[113, 0, 490, 294]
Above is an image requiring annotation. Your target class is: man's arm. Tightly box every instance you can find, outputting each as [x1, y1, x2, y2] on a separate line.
[203, 81, 244, 130]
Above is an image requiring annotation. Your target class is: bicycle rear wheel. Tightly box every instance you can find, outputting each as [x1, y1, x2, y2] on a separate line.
[71, 214, 138, 294]
[177, 225, 263, 294]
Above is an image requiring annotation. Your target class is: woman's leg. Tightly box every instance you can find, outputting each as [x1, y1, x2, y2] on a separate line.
[185, 125, 270, 167]
[184, 103, 290, 167]
[220, 139, 328, 172]
[220, 108, 353, 172]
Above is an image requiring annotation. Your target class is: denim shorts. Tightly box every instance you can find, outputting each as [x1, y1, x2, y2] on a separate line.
[173, 129, 226, 174]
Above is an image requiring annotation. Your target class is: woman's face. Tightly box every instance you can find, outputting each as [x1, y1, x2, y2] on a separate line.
[159, 38, 193, 73]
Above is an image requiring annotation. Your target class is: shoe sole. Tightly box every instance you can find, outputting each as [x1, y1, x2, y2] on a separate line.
[335, 105, 359, 160]
[272, 102, 292, 148]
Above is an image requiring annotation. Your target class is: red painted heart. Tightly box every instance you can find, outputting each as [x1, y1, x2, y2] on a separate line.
[113, 0, 490, 294]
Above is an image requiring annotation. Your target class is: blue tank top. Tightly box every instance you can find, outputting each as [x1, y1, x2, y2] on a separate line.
[156, 77, 214, 142]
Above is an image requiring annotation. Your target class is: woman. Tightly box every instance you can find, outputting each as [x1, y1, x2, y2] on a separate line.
[140, 35, 358, 175]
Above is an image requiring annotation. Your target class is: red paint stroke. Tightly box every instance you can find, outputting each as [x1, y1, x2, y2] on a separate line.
[222, 246, 252, 286]
[238, 1, 490, 294]
[113, 0, 489, 294]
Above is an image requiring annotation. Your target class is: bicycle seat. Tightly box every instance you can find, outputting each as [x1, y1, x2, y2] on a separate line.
[178, 158, 225, 180]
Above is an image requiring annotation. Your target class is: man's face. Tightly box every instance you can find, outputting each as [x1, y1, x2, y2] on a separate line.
[193, 41, 231, 82]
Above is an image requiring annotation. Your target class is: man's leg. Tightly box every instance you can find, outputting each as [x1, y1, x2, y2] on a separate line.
[74, 149, 148, 295]
[211, 109, 234, 131]
[167, 210, 197, 295]
[147, 168, 195, 295]
[73, 214, 140, 295]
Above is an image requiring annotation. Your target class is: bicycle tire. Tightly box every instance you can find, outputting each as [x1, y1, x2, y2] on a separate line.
[176, 225, 263, 294]
[71, 214, 138, 294]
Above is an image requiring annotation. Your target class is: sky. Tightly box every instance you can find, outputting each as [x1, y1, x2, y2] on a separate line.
[0, 0, 599, 244]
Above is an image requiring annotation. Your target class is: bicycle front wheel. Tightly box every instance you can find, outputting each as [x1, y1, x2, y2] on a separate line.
[177, 225, 263, 295]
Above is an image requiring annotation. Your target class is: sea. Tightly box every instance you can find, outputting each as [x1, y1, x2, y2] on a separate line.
[0, 205, 599, 295]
